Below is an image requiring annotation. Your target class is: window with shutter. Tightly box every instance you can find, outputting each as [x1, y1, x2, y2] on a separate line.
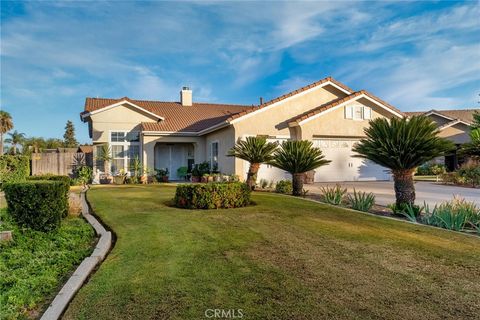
[363, 107, 372, 119]
[345, 106, 353, 119]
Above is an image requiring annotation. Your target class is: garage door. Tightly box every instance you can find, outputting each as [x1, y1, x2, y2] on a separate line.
[312, 138, 390, 182]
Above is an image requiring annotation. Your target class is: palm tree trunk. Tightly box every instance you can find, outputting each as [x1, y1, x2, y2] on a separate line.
[0, 132, 3, 155]
[247, 163, 260, 190]
[292, 173, 304, 196]
[12, 143, 16, 155]
[104, 160, 110, 176]
[392, 169, 415, 206]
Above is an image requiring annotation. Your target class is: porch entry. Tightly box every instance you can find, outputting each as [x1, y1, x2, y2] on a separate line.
[154, 143, 195, 180]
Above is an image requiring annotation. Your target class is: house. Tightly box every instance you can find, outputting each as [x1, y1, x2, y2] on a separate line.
[80, 77, 405, 182]
[405, 109, 479, 170]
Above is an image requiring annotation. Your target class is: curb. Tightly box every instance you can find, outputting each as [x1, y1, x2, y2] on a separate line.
[41, 189, 112, 320]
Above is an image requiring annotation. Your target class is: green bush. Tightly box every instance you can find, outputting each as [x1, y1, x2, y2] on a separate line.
[416, 163, 446, 176]
[347, 189, 375, 212]
[275, 180, 293, 194]
[457, 164, 480, 187]
[321, 184, 346, 205]
[174, 182, 251, 209]
[73, 165, 93, 185]
[3, 180, 70, 231]
[0, 155, 29, 188]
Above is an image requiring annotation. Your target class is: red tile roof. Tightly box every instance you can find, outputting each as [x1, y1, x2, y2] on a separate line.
[83, 97, 254, 133]
[288, 90, 404, 124]
[226, 76, 354, 122]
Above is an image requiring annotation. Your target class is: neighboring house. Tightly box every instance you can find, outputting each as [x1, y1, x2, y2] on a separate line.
[80, 77, 405, 182]
[405, 109, 479, 170]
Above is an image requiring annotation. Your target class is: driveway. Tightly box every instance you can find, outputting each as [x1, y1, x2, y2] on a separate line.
[306, 181, 480, 207]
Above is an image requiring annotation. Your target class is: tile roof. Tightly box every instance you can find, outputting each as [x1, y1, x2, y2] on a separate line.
[288, 90, 404, 124]
[226, 76, 354, 122]
[83, 97, 254, 133]
[405, 109, 479, 124]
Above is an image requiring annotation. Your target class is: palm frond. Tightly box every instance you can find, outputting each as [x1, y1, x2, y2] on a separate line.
[269, 140, 331, 174]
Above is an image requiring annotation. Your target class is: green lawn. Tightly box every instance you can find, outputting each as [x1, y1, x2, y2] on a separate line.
[64, 185, 480, 320]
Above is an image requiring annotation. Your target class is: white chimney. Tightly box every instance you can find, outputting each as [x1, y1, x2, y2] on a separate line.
[180, 86, 192, 106]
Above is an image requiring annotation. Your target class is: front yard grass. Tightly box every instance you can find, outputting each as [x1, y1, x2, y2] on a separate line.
[65, 185, 479, 320]
[0, 208, 95, 319]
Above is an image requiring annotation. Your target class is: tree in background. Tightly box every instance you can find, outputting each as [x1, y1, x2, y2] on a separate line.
[472, 110, 480, 130]
[63, 120, 78, 148]
[353, 116, 453, 207]
[4, 130, 26, 155]
[0, 110, 14, 155]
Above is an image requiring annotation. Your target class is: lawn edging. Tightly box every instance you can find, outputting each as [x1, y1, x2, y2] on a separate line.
[40, 188, 112, 320]
[285, 193, 480, 239]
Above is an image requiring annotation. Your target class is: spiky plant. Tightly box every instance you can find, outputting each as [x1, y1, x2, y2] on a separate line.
[460, 128, 480, 159]
[269, 140, 330, 196]
[227, 136, 278, 190]
[96, 144, 112, 175]
[353, 116, 453, 207]
[0, 110, 13, 155]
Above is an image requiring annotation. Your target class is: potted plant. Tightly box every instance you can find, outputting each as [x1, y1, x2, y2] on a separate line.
[113, 169, 127, 184]
[156, 168, 169, 182]
[130, 156, 143, 183]
[191, 164, 201, 182]
[96, 144, 113, 184]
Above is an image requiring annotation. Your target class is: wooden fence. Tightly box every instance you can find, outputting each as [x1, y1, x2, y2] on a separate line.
[31, 152, 93, 176]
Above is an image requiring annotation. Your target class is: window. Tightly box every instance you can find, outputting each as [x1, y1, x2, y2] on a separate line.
[109, 131, 140, 174]
[210, 141, 219, 170]
[345, 105, 372, 120]
[354, 106, 363, 120]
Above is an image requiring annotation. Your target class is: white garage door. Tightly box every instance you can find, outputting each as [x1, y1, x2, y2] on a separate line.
[312, 138, 390, 182]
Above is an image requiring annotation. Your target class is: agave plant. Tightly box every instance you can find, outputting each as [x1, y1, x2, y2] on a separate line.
[96, 144, 112, 175]
[353, 116, 453, 207]
[321, 184, 347, 205]
[227, 136, 278, 190]
[347, 189, 375, 212]
[269, 140, 330, 196]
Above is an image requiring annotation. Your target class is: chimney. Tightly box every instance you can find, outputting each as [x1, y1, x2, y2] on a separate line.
[259, 97, 263, 105]
[180, 86, 192, 106]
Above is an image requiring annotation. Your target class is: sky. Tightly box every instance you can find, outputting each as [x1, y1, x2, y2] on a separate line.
[1, 0, 479, 143]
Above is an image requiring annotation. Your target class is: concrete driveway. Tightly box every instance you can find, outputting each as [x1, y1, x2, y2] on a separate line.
[306, 181, 480, 207]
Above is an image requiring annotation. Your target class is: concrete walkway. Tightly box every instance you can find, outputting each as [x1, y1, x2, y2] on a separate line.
[306, 181, 480, 207]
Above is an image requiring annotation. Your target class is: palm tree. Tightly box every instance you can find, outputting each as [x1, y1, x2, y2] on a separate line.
[4, 130, 25, 155]
[353, 116, 453, 207]
[96, 144, 112, 175]
[0, 110, 14, 155]
[459, 128, 480, 159]
[227, 136, 278, 190]
[269, 140, 331, 196]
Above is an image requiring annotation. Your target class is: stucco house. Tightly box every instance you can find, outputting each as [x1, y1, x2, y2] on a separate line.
[405, 109, 479, 170]
[81, 77, 409, 182]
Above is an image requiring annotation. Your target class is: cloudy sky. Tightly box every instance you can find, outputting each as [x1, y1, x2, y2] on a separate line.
[1, 0, 479, 143]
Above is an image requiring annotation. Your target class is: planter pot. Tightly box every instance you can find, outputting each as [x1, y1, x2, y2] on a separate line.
[141, 175, 148, 184]
[213, 176, 221, 182]
[162, 176, 169, 182]
[192, 176, 201, 183]
[201, 176, 208, 183]
[100, 177, 112, 184]
[113, 176, 125, 185]
[207, 176, 214, 183]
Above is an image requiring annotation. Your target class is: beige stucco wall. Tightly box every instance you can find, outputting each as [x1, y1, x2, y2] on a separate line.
[438, 123, 470, 144]
[232, 85, 347, 177]
[142, 135, 206, 170]
[299, 98, 397, 139]
[89, 104, 158, 143]
[205, 126, 236, 174]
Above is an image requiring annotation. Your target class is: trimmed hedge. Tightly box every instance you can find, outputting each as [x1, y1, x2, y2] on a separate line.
[3, 180, 70, 231]
[174, 182, 251, 209]
[0, 155, 29, 188]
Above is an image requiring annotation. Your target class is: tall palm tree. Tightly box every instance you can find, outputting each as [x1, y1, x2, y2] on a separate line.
[0, 110, 14, 155]
[4, 130, 25, 155]
[269, 140, 330, 196]
[353, 116, 453, 207]
[227, 136, 278, 190]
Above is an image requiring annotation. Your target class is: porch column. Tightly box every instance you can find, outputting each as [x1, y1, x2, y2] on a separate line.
[142, 135, 156, 172]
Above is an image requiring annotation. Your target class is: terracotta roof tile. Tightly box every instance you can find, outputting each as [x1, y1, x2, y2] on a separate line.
[288, 90, 404, 124]
[84, 97, 254, 133]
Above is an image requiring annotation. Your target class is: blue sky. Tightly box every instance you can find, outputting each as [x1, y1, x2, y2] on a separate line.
[1, 1, 479, 143]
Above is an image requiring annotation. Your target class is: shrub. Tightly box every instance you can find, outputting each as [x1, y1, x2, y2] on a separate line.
[275, 180, 292, 194]
[456, 163, 480, 187]
[321, 184, 346, 205]
[388, 202, 423, 218]
[73, 165, 93, 185]
[347, 189, 375, 212]
[3, 180, 70, 231]
[174, 182, 251, 209]
[0, 155, 29, 188]
[416, 163, 446, 176]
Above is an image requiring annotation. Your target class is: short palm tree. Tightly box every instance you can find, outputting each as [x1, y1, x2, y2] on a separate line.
[460, 128, 480, 159]
[0, 110, 14, 155]
[353, 116, 453, 207]
[96, 144, 113, 175]
[227, 136, 278, 190]
[269, 140, 330, 196]
[4, 130, 25, 155]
